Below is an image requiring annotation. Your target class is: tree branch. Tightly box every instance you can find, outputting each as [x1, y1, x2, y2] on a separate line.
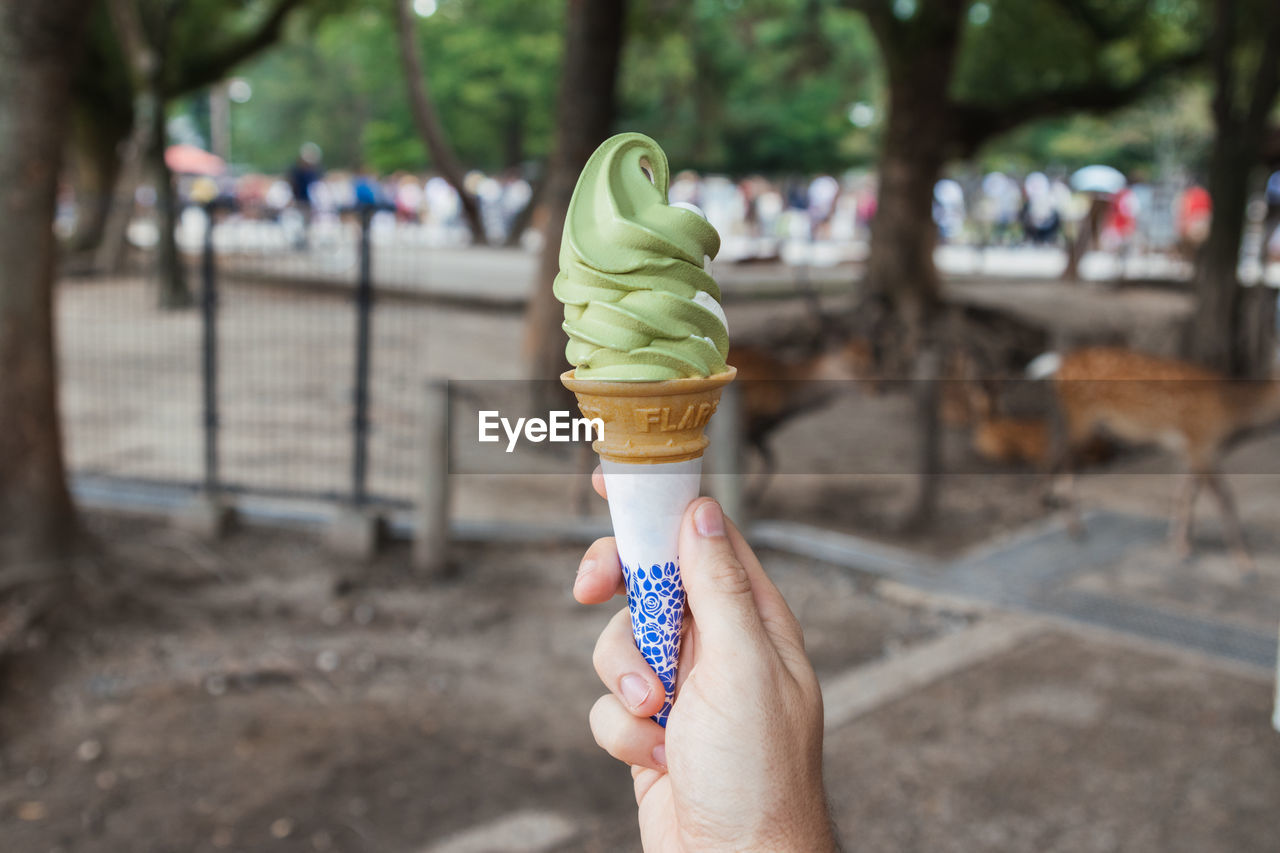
[950, 45, 1207, 156]
[166, 0, 304, 97]
[393, 0, 487, 244]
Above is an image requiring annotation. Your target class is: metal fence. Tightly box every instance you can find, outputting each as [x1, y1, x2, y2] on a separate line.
[60, 205, 439, 510]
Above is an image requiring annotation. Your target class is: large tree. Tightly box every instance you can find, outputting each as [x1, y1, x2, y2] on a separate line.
[523, 0, 629, 384]
[1188, 0, 1280, 377]
[848, 0, 1206, 364]
[0, 0, 90, 590]
[841, 0, 1206, 525]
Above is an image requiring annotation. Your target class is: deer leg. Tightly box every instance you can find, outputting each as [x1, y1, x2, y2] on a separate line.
[1169, 473, 1203, 560]
[1205, 473, 1256, 573]
[1042, 436, 1086, 538]
[748, 439, 776, 510]
[1058, 473, 1087, 539]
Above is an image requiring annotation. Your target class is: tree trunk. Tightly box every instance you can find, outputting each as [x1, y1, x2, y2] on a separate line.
[394, 0, 487, 246]
[93, 115, 144, 275]
[860, 3, 964, 528]
[0, 0, 87, 579]
[1189, 131, 1252, 374]
[148, 88, 191, 309]
[522, 0, 628, 385]
[862, 107, 947, 360]
[66, 101, 130, 255]
[860, 3, 964, 366]
[1187, 0, 1280, 377]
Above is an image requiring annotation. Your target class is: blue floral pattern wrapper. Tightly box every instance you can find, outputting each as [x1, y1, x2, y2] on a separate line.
[622, 559, 685, 726]
[599, 457, 702, 728]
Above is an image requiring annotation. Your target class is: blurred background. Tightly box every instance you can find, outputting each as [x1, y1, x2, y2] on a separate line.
[2, 0, 1280, 851]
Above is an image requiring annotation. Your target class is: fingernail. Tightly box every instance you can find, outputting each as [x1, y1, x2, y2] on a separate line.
[694, 501, 725, 538]
[651, 744, 667, 769]
[620, 674, 651, 710]
[577, 557, 596, 578]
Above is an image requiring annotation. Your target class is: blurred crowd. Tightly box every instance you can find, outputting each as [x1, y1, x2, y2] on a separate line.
[174, 144, 534, 248]
[71, 142, 1280, 272]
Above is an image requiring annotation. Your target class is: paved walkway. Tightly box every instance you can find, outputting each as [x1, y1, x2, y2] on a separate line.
[757, 508, 1279, 672]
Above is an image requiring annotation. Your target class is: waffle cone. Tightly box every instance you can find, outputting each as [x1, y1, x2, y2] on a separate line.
[560, 367, 736, 464]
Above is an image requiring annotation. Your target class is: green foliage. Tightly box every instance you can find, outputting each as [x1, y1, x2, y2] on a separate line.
[228, 0, 881, 175]
[953, 0, 1204, 107]
[230, 0, 562, 173]
[619, 0, 882, 174]
[153, 0, 1224, 178]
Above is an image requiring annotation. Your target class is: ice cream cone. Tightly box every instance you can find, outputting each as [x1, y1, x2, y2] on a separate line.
[562, 367, 735, 726]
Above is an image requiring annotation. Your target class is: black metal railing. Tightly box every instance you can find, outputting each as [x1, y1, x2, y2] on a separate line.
[60, 202, 420, 509]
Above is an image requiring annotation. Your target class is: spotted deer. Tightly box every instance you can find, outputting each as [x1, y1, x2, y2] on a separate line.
[1034, 347, 1280, 570]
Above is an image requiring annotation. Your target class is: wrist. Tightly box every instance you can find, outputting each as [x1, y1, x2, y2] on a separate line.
[758, 787, 838, 853]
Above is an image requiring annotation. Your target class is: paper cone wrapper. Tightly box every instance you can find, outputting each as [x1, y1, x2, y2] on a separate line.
[562, 368, 736, 726]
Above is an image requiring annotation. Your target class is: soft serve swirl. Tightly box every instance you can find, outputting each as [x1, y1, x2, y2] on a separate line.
[556, 133, 729, 381]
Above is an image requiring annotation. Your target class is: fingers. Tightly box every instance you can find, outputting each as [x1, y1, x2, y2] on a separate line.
[592, 465, 606, 499]
[574, 537, 626, 604]
[722, 514, 806, 655]
[631, 763, 668, 806]
[677, 498, 805, 655]
[590, 694, 666, 772]
[593, 608, 667, 718]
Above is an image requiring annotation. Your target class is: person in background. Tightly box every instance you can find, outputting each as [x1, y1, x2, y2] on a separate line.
[395, 174, 424, 224]
[287, 142, 322, 248]
[1259, 168, 1280, 272]
[1021, 172, 1061, 245]
[932, 178, 966, 244]
[1176, 180, 1212, 264]
[351, 165, 380, 210]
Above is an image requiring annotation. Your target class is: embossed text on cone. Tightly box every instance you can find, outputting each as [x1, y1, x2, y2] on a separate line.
[561, 368, 736, 464]
[562, 367, 735, 725]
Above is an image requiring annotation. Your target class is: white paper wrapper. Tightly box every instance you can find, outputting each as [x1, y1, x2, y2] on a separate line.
[601, 457, 702, 726]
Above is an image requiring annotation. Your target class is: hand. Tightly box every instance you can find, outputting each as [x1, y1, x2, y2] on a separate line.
[575, 468, 836, 853]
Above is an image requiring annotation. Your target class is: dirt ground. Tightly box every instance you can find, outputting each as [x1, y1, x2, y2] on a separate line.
[0, 512, 966, 853]
[3, 510, 1277, 852]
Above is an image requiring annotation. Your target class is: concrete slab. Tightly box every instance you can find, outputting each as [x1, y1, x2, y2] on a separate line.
[823, 631, 1280, 852]
[171, 492, 237, 539]
[325, 506, 386, 560]
[822, 617, 1042, 731]
[421, 810, 577, 853]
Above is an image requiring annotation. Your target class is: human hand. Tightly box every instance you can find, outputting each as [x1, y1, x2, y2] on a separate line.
[574, 468, 836, 852]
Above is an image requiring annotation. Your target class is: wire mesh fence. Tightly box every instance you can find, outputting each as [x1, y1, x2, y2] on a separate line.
[59, 205, 437, 509]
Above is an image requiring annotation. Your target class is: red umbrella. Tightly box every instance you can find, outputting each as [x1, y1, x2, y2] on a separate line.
[165, 144, 226, 176]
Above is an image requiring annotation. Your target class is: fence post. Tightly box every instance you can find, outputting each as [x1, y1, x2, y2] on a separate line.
[414, 379, 451, 576]
[351, 203, 375, 507]
[177, 202, 234, 538]
[708, 380, 746, 529]
[327, 204, 384, 559]
[201, 201, 220, 495]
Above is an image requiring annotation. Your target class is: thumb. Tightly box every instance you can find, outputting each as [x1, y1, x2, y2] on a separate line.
[678, 498, 767, 650]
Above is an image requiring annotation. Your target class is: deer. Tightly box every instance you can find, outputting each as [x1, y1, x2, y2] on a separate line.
[730, 336, 875, 496]
[1031, 347, 1280, 571]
